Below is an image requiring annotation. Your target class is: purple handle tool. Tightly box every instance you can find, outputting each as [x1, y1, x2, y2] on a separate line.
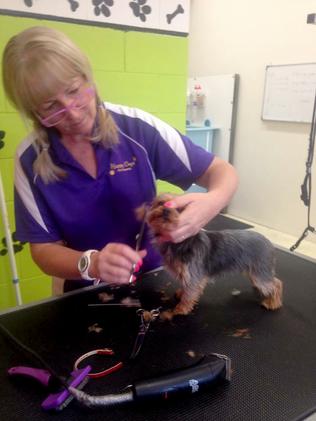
[8, 366, 51, 387]
[8, 365, 91, 411]
[41, 365, 91, 411]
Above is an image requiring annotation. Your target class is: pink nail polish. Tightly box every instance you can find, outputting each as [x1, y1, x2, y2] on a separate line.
[135, 259, 143, 272]
[164, 201, 176, 208]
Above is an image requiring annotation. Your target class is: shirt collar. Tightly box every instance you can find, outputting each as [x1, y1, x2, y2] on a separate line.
[47, 129, 109, 177]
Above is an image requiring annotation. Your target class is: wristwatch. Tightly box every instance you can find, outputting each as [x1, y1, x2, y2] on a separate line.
[78, 249, 98, 281]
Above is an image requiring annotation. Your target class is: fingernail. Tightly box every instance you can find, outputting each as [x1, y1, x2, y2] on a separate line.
[164, 201, 176, 208]
[135, 259, 143, 272]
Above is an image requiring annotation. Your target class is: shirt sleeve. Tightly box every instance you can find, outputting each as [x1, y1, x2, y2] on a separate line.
[147, 128, 214, 190]
[111, 105, 215, 190]
[141, 117, 214, 189]
[14, 143, 62, 243]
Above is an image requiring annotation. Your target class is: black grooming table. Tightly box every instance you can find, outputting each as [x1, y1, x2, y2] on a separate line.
[204, 213, 253, 231]
[0, 248, 315, 421]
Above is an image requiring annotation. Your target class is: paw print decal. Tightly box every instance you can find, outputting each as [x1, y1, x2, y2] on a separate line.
[0, 232, 26, 256]
[92, 0, 114, 17]
[166, 4, 185, 24]
[24, 0, 79, 11]
[68, 0, 79, 12]
[129, 0, 152, 22]
[0, 131, 5, 150]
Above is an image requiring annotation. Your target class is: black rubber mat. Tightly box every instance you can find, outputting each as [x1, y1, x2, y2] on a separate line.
[204, 214, 253, 230]
[0, 248, 315, 421]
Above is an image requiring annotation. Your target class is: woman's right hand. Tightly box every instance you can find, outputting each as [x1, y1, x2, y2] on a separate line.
[91, 243, 147, 285]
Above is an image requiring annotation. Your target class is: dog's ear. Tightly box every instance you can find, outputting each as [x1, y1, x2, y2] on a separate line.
[135, 203, 147, 221]
[157, 193, 176, 203]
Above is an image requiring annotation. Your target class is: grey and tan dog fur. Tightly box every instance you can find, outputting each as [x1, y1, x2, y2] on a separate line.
[138, 194, 283, 320]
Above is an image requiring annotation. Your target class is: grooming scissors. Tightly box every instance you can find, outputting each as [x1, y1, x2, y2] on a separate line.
[128, 207, 148, 284]
[129, 307, 161, 359]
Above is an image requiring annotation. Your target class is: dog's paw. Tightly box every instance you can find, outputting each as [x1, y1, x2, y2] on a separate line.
[261, 295, 282, 310]
[174, 302, 195, 316]
[160, 309, 175, 321]
[261, 278, 283, 310]
[160, 303, 194, 321]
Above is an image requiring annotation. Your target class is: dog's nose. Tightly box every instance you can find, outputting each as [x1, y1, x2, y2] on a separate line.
[162, 207, 170, 221]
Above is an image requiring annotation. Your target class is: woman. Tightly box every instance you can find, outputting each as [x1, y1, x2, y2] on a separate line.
[2, 26, 238, 292]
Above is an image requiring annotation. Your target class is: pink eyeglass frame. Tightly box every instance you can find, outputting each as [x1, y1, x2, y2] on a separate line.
[37, 86, 95, 127]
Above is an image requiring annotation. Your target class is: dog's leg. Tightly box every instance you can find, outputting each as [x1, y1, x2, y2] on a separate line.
[249, 273, 283, 310]
[160, 283, 206, 320]
[260, 277, 283, 310]
[161, 267, 208, 321]
[176, 277, 208, 313]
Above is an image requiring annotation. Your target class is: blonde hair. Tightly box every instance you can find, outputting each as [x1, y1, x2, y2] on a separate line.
[2, 26, 118, 183]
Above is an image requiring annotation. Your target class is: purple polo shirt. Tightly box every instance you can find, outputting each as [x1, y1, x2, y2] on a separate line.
[14, 103, 214, 280]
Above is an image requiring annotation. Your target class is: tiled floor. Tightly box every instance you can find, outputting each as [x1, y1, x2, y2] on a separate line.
[227, 214, 316, 262]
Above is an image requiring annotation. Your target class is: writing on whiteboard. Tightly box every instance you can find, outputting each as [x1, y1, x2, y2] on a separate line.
[262, 63, 316, 123]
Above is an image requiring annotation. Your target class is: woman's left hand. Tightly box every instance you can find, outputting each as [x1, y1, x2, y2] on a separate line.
[162, 192, 223, 243]
[160, 157, 238, 243]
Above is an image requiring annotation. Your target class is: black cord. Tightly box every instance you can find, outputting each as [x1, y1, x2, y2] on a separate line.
[290, 92, 316, 252]
[0, 322, 69, 390]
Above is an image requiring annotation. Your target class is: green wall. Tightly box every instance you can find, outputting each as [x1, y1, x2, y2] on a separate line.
[0, 15, 187, 310]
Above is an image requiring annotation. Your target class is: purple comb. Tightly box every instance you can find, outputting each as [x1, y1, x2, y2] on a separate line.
[8, 365, 91, 411]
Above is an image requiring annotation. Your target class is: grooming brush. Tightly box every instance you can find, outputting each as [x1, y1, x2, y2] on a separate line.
[8, 365, 91, 411]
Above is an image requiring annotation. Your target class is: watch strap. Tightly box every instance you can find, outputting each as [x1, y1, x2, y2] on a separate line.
[78, 249, 98, 281]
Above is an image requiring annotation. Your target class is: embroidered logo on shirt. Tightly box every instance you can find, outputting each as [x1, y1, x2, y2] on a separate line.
[109, 157, 137, 175]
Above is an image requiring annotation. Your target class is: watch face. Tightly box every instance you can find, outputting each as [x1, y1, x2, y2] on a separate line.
[79, 255, 89, 273]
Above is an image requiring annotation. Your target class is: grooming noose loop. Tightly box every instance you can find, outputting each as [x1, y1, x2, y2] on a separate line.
[74, 348, 123, 379]
[74, 307, 161, 378]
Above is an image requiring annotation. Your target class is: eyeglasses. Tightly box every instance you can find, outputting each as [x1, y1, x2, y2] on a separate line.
[37, 86, 95, 127]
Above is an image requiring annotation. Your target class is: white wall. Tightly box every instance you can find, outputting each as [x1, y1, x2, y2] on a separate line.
[188, 0, 316, 245]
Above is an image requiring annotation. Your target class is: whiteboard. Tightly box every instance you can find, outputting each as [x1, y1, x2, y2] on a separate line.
[262, 63, 316, 123]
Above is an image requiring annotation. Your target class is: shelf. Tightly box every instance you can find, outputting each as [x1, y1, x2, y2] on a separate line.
[186, 126, 219, 132]
[186, 125, 219, 153]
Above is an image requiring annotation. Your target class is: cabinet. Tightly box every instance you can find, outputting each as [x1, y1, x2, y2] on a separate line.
[186, 125, 219, 153]
[185, 125, 219, 192]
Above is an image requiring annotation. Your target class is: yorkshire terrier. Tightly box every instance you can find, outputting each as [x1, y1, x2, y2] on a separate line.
[138, 194, 283, 320]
